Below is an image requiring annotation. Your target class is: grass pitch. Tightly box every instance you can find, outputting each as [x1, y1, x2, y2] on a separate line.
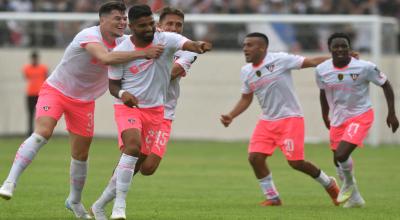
[0, 137, 399, 220]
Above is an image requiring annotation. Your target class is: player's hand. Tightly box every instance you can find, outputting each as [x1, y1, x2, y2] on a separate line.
[387, 113, 399, 133]
[144, 44, 164, 59]
[121, 92, 139, 108]
[198, 41, 212, 54]
[220, 114, 233, 127]
[350, 51, 360, 59]
[322, 115, 330, 129]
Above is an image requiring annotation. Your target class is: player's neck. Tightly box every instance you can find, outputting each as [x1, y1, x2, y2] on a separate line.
[130, 35, 152, 48]
[100, 26, 117, 46]
[333, 57, 351, 68]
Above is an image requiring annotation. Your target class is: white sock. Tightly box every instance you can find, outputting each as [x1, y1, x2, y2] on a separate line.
[336, 165, 344, 182]
[113, 154, 138, 209]
[6, 133, 47, 184]
[315, 170, 331, 188]
[339, 157, 354, 185]
[68, 158, 88, 204]
[94, 172, 117, 208]
[259, 173, 279, 200]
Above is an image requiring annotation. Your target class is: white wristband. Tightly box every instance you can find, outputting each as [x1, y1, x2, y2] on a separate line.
[118, 90, 126, 99]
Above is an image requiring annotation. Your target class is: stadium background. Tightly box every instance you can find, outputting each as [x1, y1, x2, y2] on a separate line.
[0, 0, 399, 145]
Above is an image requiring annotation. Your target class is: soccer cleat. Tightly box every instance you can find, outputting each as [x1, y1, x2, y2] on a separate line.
[90, 204, 108, 220]
[110, 207, 126, 220]
[65, 199, 93, 219]
[0, 181, 16, 200]
[343, 192, 365, 208]
[337, 183, 355, 203]
[325, 177, 340, 206]
[259, 198, 282, 206]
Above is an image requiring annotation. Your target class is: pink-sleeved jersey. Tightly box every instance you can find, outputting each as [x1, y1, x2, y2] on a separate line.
[46, 26, 127, 101]
[315, 57, 387, 126]
[108, 32, 188, 108]
[164, 50, 198, 120]
[240, 52, 305, 121]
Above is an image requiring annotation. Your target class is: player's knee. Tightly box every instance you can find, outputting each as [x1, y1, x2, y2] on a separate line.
[34, 127, 53, 140]
[123, 139, 141, 156]
[248, 153, 263, 166]
[140, 164, 157, 176]
[334, 152, 349, 163]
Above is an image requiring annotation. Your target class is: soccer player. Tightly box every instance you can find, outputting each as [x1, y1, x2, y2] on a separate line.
[133, 6, 198, 176]
[220, 32, 340, 206]
[90, 5, 211, 220]
[0, 1, 164, 219]
[316, 32, 399, 208]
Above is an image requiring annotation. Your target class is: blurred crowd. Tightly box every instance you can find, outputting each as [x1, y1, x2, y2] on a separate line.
[0, 0, 399, 51]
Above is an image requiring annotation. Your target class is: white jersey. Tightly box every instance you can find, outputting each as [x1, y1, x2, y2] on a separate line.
[164, 50, 198, 120]
[315, 57, 387, 126]
[47, 26, 127, 101]
[108, 32, 188, 108]
[241, 52, 305, 121]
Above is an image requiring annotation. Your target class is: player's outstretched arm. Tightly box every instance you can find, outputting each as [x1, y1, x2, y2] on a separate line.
[319, 89, 330, 129]
[182, 41, 212, 54]
[85, 43, 164, 65]
[381, 80, 399, 133]
[301, 56, 330, 68]
[220, 93, 253, 127]
[109, 79, 138, 108]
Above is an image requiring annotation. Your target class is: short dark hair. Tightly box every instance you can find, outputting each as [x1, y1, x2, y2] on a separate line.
[328, 32, 351, 48]
[98, 1, 126, 17]
[159, 6, 184, 22]
[128, 4, 153, 22]
[246, 32, 269, 46]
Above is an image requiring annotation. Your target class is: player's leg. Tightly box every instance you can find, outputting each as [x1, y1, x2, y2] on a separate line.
[335, 110, 373, 204]
[248, 120, 281, 206]
[280, 117, 339, 205]
[111, 128, 140, 219]
[0, 83, 62, 200]
[63, 98, 95, 219]
[110, 105, 142, 219]
[139, 119, 171, 176]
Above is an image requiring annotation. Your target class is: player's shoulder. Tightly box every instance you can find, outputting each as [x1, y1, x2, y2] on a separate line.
[76, 26, 100, 38]
[241, 63, 253, 75]
[351, 58, 376, 69]
[113, 37, 133, 51]
[316, 58, 333, 72]
[116, 34, 129, 45]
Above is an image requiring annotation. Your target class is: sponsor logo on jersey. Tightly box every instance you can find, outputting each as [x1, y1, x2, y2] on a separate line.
[256, 70, 262, 77]
[350, 73, 359, 81]
[337, 73, 344, 81]
[43, 106, 50, 111]
[265, 64, 275, 72]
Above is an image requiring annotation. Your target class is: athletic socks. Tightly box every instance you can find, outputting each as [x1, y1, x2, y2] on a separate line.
[94, 172, 117, 208]
[339, 157, 355, 186]
[315, 170, 332, 188]
[113, 154, 138, 209]
[6, 133, 47, 184]
[68, 158, 88, 204]
[259, 173, 279, 200]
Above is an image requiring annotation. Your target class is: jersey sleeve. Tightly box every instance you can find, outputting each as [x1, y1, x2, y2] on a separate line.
[75, 29, 102, 48]
[108, 63, 124, 80]
[281, 52, 305, 70]
[240, 68, 252, 94]
[366, 63, 387, 86]
[174, 51, 198, 75]
[315, 69, 325, 89]
[165, 32, 189, 51]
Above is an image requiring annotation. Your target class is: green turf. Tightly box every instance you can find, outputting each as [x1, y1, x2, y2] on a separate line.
[0, 137, 399, 220]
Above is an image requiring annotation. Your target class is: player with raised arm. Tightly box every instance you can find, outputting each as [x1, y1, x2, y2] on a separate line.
[0, 1, 164, 219]
[316, 32, 398, 208]
[220, 32, 340, 206]
[90, 5, 211, 220]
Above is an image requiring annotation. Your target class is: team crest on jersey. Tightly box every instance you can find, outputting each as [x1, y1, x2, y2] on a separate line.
[43, 106, 50, 111]
[350, 73, 359, 81]
[337, 74, 344, 81]
[265, 64, 275, 72]
[128, 118, 136, 124]
[256, 70, 262, 77]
